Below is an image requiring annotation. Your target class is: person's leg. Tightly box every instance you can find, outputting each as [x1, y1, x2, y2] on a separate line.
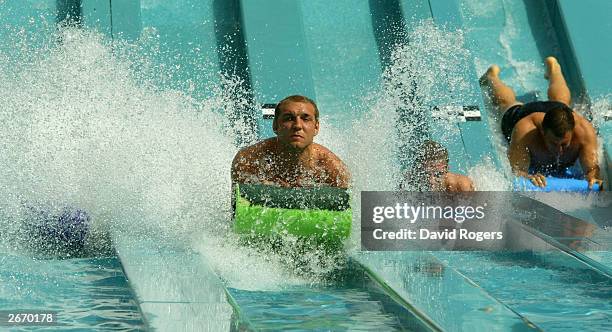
[545, 56, 571, 105]
[480, 65, 521, 112]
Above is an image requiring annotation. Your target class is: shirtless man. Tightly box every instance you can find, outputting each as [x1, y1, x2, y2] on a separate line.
[481, 56, 602, 189]
[402, 140, 474, 192]
[231, 95, 350, 188]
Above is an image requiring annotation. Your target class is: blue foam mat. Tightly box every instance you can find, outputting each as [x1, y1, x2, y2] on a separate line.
[513, 176, 600, 192]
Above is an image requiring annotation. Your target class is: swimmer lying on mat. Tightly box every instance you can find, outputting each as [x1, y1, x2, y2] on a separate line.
[481, 56, 602, 189]
[231, 95, 350, 188]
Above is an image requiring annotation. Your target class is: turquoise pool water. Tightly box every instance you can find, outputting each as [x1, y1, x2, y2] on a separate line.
[227, 262, 433, 331]
[435, 251, 612, 331]
[0, 253, 144, 330]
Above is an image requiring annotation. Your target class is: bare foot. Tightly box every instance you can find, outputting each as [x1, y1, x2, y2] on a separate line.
[479, 64, 501, 86]
[544, 56, 561, 80]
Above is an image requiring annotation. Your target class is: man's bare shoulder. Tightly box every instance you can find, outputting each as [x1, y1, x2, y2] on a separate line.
[573, 114, 598, 145]
[310, 143, 350, 187]
[231, 139, 277, 182]
[516, 113, 541, 133]
[311, 143, 345, 163]
[512, 116, 539, 144]
[234, 138, 275, 161]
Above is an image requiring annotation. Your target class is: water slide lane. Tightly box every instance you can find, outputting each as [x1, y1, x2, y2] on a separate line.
[455, 0, 612, 264]
[82, 0, 224, 101]
[458, 0, 610, 189]
[111, 230, 241, 330]
[78, 2, 250, 329]
[429, 0, 503, 171]
[239, 0, 315, 139]
[237, 2, 448, 329]
[510, 194, 612, 277]
[428, 0, 612, 326]
[555, 0, 612, 187]
[240, 0, 388, 136]
[393, 0, 456, 171]
[82, 0, 258, 147]
[432, 193, 612, 331]
[353, 252, 541, 332]
[342, 2, 538, 330]
[299, 0, 384, 126]
[459, 0, 566, 98]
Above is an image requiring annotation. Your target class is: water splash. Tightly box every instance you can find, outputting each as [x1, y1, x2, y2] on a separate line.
[342, 20, 492, 193]
[0, 27, 238, 257]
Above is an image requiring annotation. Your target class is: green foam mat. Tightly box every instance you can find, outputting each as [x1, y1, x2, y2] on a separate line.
[233, 184, 352, 244]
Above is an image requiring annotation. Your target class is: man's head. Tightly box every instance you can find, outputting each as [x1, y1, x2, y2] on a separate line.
[541, 105, 574, 154]
[273, 95, 320, 151]
[411, 140, 449, 190]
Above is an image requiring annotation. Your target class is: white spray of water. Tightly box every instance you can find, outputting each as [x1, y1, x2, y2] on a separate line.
[468, 157, 511, 190]
[0, 26, 307, 289]
[0, 28, 241, 255]
[357, 20, 506, 191]
[361, 20, 472, 174]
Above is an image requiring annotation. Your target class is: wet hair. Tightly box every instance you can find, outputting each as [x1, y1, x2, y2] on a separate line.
[542, 105, 574, 137]
[414, 140, 449, 166]
[274, 95, 319, 122]
[401, 140, 449, 191]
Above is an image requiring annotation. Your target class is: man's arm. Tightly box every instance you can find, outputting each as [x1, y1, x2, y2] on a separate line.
[230, 151, 243, 219]
[445, 173, 475, 192]
[231, 150, 245, 184]
[578, 124, 603, 190]
[508, 124, 546, 187]
[508, 127, 531, 176]
[230, 148, 261, 218]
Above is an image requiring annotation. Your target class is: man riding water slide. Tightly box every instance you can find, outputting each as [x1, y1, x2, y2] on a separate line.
[481, 57, 603, 190]
[230, 96, 351, 247]
[231, 95, 350, 188]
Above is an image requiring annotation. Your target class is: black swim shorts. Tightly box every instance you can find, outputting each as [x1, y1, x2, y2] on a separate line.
[501, 101, 570, 141]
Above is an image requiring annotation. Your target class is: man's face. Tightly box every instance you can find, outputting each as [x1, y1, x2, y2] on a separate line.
[423, 158, 448, 190]
[273, 101, 319, 150]
[542, 130, 572, 156]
